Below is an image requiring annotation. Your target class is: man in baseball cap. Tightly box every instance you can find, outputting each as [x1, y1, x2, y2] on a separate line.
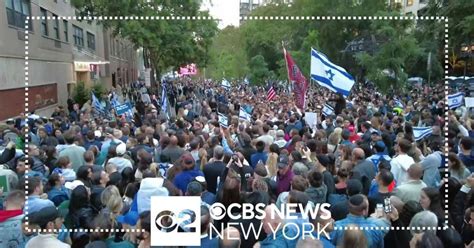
[26, 206, 70, 247]
[276, 155, 294, 195]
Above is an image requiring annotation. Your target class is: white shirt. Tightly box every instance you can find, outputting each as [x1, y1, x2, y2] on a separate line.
[26, 234, 70, 248]
[108, 157, 133, 173]
[257, 134, 275, 146]
[390, 154, 415, 185]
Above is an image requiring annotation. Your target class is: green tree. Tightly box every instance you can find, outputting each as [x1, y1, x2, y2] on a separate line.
[249, 55, 270, 86]
[72, 81, 90, 106]
[356, 14, 423, 92]
[72, 0, 218, 80]
[92, 82, 106, 98]
[443, 0, 474, 51]
[207, 26, 248, 80]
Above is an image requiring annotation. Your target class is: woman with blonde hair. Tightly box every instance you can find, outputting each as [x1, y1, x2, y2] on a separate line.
[266, 144, 280, 179]
[100, 185, 123, 229]
[198, 148, 208, 171]
[328, 128, 342, 154]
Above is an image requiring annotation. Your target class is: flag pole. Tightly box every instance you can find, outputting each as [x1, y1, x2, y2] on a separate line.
[282, 41, 294, 110]
[282, 41, 291, 86]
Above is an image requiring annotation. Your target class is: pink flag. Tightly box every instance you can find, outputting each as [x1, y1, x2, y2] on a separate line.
[284, 48, 308, 110]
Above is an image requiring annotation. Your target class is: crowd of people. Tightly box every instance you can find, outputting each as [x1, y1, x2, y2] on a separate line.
[0, 78, 472, 248]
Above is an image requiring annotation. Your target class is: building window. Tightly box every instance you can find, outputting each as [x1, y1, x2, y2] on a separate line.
[87, 32, 95, 50]
[72, 25, 84, 47]
[52, 14, 60, 40]
[40, 8, 48, 36]
[406, 0, 413, 6]
[63, 20, 68, 42]
[5, 0, 31, 29]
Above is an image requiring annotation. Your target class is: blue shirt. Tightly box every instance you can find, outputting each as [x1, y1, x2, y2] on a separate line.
[25, 195, 55, 214]
[173, 170, 205, 193]
[368, 154, 391, 173]
[420, 151, 442, 188]
[332, 214, 390, 248]
[57, 224, 70, 243]
[222, 137, 233, 154]
[251, 152, 268, 168]
[286, 213, 311, 240]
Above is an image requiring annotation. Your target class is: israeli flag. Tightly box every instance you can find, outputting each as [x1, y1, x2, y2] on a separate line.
[322, 103, 334, 116]
[110, 92, 121, 109]
[218, 112, 229, 128]
[221, 79, 231, 90]
[311, 48, 355, 97]
[239, 107, 252, 122]
[448, 92, 464, 109]
[92, 93, 104, 112]
[161, 85, 169, 119]
[394, 99, 404, 108]
[413, 127, 433, 141]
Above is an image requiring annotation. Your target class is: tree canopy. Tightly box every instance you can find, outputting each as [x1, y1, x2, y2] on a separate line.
[72, 0, 218, 78]
[206, 0, 469, 91]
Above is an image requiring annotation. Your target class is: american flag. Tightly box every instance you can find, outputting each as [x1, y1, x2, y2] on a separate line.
[267, 86, 276, 101]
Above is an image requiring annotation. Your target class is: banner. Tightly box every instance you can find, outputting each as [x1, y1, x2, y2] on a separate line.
[115, 102, 133, 116]
[284, 48, 308, 110]
[179, 64, 198, 75]
[304, 112, 318, 130]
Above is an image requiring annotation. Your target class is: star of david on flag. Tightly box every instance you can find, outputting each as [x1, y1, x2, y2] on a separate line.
[448, 92, 464, 109]
[311, 48, 355, 97]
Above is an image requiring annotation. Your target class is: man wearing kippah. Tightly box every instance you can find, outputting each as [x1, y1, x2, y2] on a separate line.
[331, 194, 396, 248]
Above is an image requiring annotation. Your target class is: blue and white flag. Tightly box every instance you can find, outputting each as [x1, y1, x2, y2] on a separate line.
[110, 92, 120, 109]
[91, 92, 106, 116]
[125, 101, 134, 120]
[448, 92, 464, 109]
[322, 103, 334, 116]
[161, 85, 169, 119]
[239, 107, 252, 122]
[311, 48, 355, 97]
[413, 127, 433, 141]
[221, 79, 231, 90]
[394, 99, 404, 108]
[218, 112, 229, 128]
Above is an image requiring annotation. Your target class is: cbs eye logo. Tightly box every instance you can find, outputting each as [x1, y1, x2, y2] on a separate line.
[155, 209, 197, 233]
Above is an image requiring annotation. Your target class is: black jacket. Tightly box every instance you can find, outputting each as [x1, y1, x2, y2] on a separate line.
[0, 146, 15, 164]
[203, 161, 226, 194]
